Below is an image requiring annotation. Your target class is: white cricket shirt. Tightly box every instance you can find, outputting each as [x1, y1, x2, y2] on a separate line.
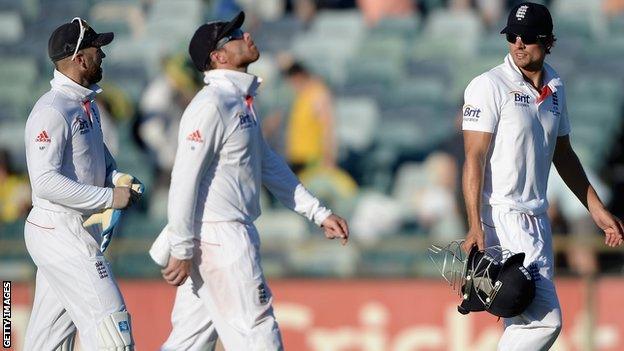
[167, 69, 332, 259]
[25, 70, 115, 215]
[462, 54, 571, 215]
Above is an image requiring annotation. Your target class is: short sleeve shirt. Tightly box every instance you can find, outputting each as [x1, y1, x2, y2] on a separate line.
[462, 54, 571, 215]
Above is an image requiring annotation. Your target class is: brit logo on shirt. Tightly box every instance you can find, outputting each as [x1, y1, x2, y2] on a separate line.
[238, 112, 256, 130]
[509, 90, 531, 107]
[74, 117, 90, 135]
[462, 104, 481, 122]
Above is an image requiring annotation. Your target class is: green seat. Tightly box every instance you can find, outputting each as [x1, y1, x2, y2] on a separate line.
[380, 77, 448, 109]
[552, 0, 607, 39]
[334, 97, 380, 153]
[413, 9, 483, 60]
[287, 240, 359, 277]
[292, 34, 359, 87]
[344, 56, 404, 89]
[255, 209, 308, 242]
[369, 16, 421, 40]
[310, 10, 364, 40]
[451, 55, 502, 99]
[0, 11, 24, 44]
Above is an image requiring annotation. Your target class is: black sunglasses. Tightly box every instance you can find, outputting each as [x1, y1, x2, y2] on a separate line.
[505, 32, 548, 45]
[215, 28, 245, 50]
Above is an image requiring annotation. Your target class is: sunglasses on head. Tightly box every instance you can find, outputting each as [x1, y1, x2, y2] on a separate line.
[215, 28, 244, 50]
[505, 32, 548, 45]
[71, 17, 90, 61]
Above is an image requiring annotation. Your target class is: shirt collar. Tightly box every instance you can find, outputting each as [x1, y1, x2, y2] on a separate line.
[203, 69, 262, 97]
[50, 70, 102, 102]
[503, 54, 562, 93]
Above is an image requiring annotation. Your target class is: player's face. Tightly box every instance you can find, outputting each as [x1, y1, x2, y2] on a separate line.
[221, 31, 260, 69]
[80, 46, 105, 84]
[507, 35, 546, 71]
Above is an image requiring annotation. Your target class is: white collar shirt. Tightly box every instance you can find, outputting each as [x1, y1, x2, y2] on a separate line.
[462, 54, 571, 215]
[25, 70, 115, 214]
[166, 69, 331, 259]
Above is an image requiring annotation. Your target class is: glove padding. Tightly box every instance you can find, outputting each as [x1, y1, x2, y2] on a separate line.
[83, 173, 144, 252]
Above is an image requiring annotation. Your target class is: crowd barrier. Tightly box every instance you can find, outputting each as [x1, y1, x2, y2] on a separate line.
[5, 278, 624, 350]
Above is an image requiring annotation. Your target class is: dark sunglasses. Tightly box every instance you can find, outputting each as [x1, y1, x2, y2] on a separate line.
[505, 32, 548, 45]
[216, 28, 245, 50]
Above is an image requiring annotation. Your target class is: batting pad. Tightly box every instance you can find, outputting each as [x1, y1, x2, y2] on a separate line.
[83, 173, 144, 252]
[97, 310, 134, 350]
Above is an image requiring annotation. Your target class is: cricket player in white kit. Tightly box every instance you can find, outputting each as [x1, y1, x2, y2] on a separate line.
[461, 3, 624, 350]
[151, 12, 349, 351]
[23, 18, 140, 350]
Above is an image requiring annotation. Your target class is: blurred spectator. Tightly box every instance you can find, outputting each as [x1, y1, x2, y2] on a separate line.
[298, 164, 359, 216]
[291, 0, 319, 26]
[95, 83, 135, 156]
[281, 61, 337, 174]
[548, 168, 611, 275]
[412, 152, 464, 240]
[138, 54, 201, 186]
[439, 109, 467, 228]
[0, 149, 31, 223]
[449, 0, 503, 28]
[237, 0, 286, 21]
[356, 0, 416, 25]
[603, 0, 624, 16]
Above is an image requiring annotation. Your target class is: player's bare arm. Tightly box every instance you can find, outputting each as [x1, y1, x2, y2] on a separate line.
[553, 135, 624, 247]
[321, 214, 349, 245]
[461, 130, 493, 253]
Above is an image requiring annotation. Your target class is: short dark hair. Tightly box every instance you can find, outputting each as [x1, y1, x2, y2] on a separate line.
[541, 34, 557, 55]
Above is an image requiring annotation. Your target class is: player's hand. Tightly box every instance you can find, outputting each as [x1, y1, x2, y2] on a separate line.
[162, 257, 192, 286]
[321, 214, 349, 245]
[112, 187, 139, 209]
[590, 207, 624, 247]
[462, 227, 485, 253]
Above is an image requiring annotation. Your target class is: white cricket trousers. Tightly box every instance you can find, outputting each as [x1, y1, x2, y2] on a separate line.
[482, 205, 562, 351]
[162, 221, 283, 351]
[23, 207, 129, 351]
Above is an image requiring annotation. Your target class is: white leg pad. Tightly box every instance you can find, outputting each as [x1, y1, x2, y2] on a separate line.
[55, 333, 75, 351]
[97, 310, 135, 350]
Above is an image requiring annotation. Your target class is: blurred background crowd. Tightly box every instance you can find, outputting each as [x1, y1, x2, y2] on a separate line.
[1, 0, 624, 281]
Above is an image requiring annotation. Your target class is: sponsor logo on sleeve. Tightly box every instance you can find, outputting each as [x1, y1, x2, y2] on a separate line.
[186, 130, 204, 143]
[509, 91, 531, 107]
[462, 104, 482, 122]
[35, 130, 51, 143]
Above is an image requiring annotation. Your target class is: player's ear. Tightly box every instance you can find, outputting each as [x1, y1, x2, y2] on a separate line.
[73, 52, 88, 70]
[210, 50, 226, 66]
